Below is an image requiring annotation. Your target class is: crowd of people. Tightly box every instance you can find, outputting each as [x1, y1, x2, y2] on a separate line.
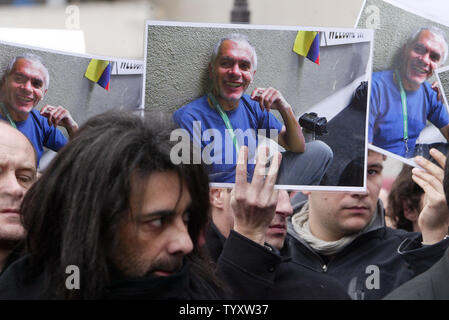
[0, 27, 448, 300]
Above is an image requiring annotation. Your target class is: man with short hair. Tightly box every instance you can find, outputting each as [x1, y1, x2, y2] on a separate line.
[0, 111, 224, 299]
[369, 27, 449, 158]
[0, 53, 78, 164]
[207, 187, 293, 261]
[287, 149, 449, 299]
[210, 147, 350, 299]
[0, 121, 37, 274]
[174, 33, 332, 185]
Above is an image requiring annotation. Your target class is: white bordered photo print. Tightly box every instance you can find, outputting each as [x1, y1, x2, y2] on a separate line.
[144, 21, 374, 191]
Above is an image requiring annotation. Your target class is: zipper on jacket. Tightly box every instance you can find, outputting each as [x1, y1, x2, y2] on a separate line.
[321, 264, 328, 273]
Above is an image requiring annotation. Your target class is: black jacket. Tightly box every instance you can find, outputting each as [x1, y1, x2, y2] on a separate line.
[287, 200, 449, 300]
[0, 255, 224, 300]
[207, 224, 350, 300]
[384, 246, 449, 300]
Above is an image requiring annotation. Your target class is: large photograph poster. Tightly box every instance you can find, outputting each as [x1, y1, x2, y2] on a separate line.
[357, 0, 449, 165]
[144, 21, 374, 191]
[0, 40, 144, 169]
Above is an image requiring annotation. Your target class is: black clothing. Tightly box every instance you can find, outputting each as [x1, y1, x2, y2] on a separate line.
[0, 255, 224, 300]
[384, 246, 449, 300]
[205, 223, 226, 263]
[287, 200, 449, 300]
[209, 226, 350, 300]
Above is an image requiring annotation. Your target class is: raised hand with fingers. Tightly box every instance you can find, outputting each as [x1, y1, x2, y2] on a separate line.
[231, 145, 282, 246]
[40, 104, 79, 137]
[413, 148, 449, 244]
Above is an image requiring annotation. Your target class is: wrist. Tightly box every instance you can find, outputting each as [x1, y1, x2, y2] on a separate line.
[421, 227, 449, 245]
[234, 224, 266, 246]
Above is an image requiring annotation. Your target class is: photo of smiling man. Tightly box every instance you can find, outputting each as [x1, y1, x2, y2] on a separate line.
[173, 33, 333, 185]
[0, 53, 78, 165]
[369, 26, 449, 158]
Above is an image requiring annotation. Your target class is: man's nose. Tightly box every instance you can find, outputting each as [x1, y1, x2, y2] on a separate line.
[21, 80, 33, 93]
[419, 52, 431, 66]
[0, 172, 25, 204]
[166, 218, 194, 256]
[229, 63, 241, 76]
[351, 189, 370, 198]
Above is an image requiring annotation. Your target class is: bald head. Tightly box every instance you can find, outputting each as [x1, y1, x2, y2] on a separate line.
[0, 121, 37, 243]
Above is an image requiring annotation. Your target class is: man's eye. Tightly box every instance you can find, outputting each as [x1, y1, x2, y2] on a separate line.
[413, 44, 426, 55]
[32, 80, 43, 89]
[367, 169, 379, 176]
[239, 62, 250, 70]
[220, 60, 233, 68]
[14, 75, 27, 83]
[430, 53, 441, 62]
[183, 211, 190, 225]
[148, 218, 163, 228]
[17, 175, 34, 187]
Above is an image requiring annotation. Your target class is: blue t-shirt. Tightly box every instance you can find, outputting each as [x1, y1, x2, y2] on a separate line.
[369, 70, 449, 157]
[0, 109, 67, 164]
[173, 94, 283, 183]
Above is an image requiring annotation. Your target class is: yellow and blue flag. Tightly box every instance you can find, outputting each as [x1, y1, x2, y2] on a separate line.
[85, 59, 111, 91]
[293, 31, 320, 65]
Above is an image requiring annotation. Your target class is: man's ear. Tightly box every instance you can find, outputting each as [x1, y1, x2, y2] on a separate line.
[209, 188, 224, 208]
[402, 201, 418, 222]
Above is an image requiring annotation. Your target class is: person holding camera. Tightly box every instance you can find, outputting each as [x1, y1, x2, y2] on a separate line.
[173, 33, 333, 185]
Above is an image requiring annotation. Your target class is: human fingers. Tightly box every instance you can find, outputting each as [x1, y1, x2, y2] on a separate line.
[262, 152, 282, 205]
[40, 104, 56, 126]
[234, 146, 248, 196]
[251, 87, 264, 101]
[414, 155, 444, 183]
[412, 167, 444, 195]
[264, 151, 282, 189]
[252, 145, 270, 191]
[40, 104, 54, 126]
[431, 81, 442, 101]
[260, 87, 278, 113]
[51, 107, 67, 127]
[429, 148, 447, 170]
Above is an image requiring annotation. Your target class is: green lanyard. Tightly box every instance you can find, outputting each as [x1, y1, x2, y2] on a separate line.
[395, 69, 409, 155]
[0, 102, 17, 129]
[207, 92, 240, 153]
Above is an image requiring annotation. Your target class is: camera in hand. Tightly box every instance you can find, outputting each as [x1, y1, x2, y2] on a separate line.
[299, 112, 328, 135]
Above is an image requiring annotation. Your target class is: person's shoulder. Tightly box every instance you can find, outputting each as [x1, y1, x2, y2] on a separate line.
[0, 255, 42, 300]
[28, 109, 53, 130]
[372, 70, 393, 85]
[240, 93, 259, 110]
[174, 95, 209, 119]
[421, 80, 439, 99]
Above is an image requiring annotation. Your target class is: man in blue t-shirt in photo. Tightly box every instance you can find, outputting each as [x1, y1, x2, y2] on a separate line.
[174, 33, 333, 185]
[369, 27, 449, 158]
[0, 53, 78, 165]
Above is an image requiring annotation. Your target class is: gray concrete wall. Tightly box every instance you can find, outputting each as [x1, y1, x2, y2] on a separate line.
[145, 24, 371, 121]
[0, 41, 143, 135]
[357, 0, 449, 72]
[438, 69, 449, 106]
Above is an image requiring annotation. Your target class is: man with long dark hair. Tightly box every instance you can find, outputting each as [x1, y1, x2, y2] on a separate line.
[0, 110, 224, 299]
